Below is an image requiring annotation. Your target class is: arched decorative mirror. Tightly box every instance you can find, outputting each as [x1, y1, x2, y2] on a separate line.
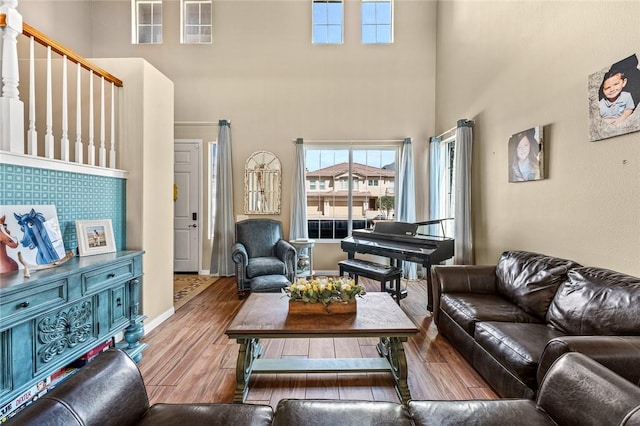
[244, 151, 281, 214]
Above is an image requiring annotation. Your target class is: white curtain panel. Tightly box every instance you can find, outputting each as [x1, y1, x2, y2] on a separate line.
[289, 138, 309, 240]
[453, 120, 474, 265]
[210, 120, 235, 276]
[428, 136, 443, 221]
[397, 138, 417, 279]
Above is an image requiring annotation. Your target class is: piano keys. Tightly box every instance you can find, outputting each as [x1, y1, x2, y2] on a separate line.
[341, 220, 454, 312]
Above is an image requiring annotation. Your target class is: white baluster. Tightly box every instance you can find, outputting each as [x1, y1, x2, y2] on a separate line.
[88, 70, 94, 165]
[60, 55, 69, 162]
[109, 83, 116, 169]
[44, 46, 54, 158]
[0, 0, 25, 153]
[99, 76, 105, 167]
[75, 62, 83, 163]
[27, 35, 37, 155]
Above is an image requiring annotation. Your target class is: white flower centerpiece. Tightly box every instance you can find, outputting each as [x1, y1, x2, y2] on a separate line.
[283, 276, 366, 315]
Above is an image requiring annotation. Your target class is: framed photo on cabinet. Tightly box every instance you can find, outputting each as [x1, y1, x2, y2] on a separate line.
[76, 219, 116, 256]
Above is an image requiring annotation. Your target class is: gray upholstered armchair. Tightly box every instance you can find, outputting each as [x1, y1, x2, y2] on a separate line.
[231, 219, 296, 298]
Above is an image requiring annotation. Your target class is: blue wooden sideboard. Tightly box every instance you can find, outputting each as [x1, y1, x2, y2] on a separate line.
[0, 251, 146, 409]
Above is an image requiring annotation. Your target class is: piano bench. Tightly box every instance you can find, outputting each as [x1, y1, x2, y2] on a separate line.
[338, 259, 405, 304]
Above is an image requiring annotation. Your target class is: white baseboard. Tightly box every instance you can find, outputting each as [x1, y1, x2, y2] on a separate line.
[143, 307, 175, 336]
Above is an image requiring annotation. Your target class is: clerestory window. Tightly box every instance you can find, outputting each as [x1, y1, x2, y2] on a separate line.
[182, 0, 212, 44]
[312, 0, 344, 44]
[133, 0, 163, 44]
[361, 0, 393, 44]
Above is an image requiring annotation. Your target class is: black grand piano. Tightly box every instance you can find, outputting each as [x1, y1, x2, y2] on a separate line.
[341, 219, 454, 312]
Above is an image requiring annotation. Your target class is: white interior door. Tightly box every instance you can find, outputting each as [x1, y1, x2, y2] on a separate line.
[174, 141, 201, 272]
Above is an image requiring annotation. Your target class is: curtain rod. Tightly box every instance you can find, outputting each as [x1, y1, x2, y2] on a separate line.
[435, 126, 456, 139]
[175, 121, 223, 127]
[292, 138, 405, 144]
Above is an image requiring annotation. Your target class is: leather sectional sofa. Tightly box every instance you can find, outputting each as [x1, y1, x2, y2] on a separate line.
[433, 250, 640, 399]
[12, 348, 640, 425]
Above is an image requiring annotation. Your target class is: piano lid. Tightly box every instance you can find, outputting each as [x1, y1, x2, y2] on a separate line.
[372, 221, 417, 236]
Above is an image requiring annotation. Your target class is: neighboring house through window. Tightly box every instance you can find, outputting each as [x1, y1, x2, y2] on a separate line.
[305, 146, 398, 240]
[312, 0, 343, 44]
[361, 0, 393, 44]
[132, 0, 163, 44]
[182, 0, 212, 44]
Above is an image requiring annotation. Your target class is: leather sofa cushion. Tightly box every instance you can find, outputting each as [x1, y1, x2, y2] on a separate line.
[547, 266, 640, 335]
[440, 293, 541, 336]
[272, 399, 413, 426]
[496, 251, 578, 320]
[408, 400, 555, 426]
[475, 322, 566, 390]
[140, 403, 274, 426]
[247, 257, 286, 278]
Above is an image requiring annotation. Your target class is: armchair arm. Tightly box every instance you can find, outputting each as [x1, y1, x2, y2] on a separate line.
[537, 336, 640, 387]
[231, 243, 249, 291]
[431, 265, 497, 324]
[276, 239, 297, 283]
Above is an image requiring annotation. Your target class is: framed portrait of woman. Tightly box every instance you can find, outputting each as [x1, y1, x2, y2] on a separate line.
[508, 126, 544, 183]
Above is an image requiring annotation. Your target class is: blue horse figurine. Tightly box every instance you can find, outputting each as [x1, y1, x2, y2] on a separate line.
[14, 209, 62, 265]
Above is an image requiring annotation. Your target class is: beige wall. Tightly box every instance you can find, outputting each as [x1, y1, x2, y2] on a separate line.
[19, 0, 638, 282]
[92, 58, 175, 325]
[435, 1, 640, 276]
[19, 0, 437, 272]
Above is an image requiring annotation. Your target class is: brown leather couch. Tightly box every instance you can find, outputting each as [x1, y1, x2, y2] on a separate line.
[433, 250, 640, 398]
[11, 348, 640, 425]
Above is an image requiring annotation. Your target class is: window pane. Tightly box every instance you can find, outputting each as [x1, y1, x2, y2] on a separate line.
[153, 25, 162, 43]
[377, 2, 391, 24]
[313, 2, 328, 24]
[377, 25, 391, 43]
[201, 3, 212, 25]
[152, 3, 162, 24]
[313, 25, 327, 43]
[362, 25, 376, 43]
[138, 26, 151, 43]
[186, 3, 199, 24]
[138, 4, 151, 24]
[327, 2, 342, 24]
[362, 3, 376, 24]
[327, 25, 342, 43]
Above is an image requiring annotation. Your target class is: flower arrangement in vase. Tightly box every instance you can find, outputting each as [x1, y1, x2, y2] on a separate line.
[283, 276, 366, 314]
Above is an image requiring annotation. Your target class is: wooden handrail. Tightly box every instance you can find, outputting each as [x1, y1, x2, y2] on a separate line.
[22, 22, 123, 87]
[0, 13, 6, 27]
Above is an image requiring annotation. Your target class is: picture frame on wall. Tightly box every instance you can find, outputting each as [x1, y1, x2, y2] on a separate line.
[588, 53, 640, 141]
[508, 126, 544, 183]
[76, 219, 116, 257]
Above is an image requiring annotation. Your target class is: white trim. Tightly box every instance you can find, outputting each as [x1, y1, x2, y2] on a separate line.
[0, 151, 128, 178]
[143, 307, 175, 336]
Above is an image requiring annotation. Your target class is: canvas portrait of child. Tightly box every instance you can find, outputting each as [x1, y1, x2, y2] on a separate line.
[589, 53, 640, 141]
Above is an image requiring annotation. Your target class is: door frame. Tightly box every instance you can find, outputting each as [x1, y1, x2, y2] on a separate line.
[174, 139, 204, 273]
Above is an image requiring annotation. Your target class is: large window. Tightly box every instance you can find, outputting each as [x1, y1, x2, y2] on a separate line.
[361, 0, 393, 44]
[312, 1, 343, 44]
[182, 0, 212, 44]
[305, 146, 398, 240]
[133, 0, 163, 44]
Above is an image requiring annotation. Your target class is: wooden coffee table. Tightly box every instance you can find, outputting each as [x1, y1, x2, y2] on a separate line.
[225, 292, 419, 404]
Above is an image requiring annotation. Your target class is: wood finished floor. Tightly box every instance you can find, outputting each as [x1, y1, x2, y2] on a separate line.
[138, 276, 498, 408]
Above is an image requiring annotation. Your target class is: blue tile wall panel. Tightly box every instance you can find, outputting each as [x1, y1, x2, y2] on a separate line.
[0, 164, 126, 253]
